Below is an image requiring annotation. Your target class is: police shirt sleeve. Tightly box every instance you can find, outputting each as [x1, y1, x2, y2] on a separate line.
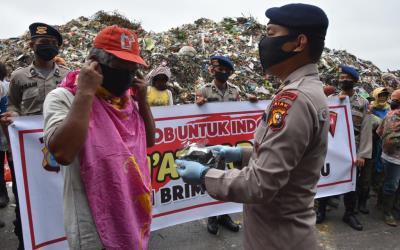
[7, 75, 22, 114]
[358, 105, 373, 159]
[205, 91, 315, 203]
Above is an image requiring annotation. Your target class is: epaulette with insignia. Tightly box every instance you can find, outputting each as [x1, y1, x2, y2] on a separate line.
[57, 64, 70, 71]
[227, 82, 239, 91]
[10, 66, 30, 79]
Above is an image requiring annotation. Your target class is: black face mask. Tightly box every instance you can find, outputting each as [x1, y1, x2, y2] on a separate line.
[339, 80, 355, 91]
[154, 82, 168, 91]
[390, 100, 400, 110]
[35, 44, 59, 61]
[258, 34, 300, 71]
[99, 63, 134, 97]
[214, 71, 230, 82]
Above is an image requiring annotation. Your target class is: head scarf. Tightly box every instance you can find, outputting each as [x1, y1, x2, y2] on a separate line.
[145, 65, 171, 85]
[371, 87, 390, 109]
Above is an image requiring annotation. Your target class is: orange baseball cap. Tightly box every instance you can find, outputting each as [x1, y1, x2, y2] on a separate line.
[93, 26, 147, 66]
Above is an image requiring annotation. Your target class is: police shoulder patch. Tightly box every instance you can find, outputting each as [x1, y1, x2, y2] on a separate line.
[267, 90, 298, 131]
[267, 100, 291, 131]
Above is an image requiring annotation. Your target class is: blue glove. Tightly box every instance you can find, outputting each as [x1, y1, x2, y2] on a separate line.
[175, 160, 210, 185]
[208, 145, 243, 162]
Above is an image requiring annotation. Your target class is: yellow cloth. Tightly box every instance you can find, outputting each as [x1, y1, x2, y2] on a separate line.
[96, 87, 129, 110]
[147, 86, 170, 106]
[371, 87, 390, 109]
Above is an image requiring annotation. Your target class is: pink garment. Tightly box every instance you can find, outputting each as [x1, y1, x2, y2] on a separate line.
[60, 71, 152, 249]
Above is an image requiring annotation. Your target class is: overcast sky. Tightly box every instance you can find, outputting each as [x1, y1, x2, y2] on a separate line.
[1, 0, 399, 70]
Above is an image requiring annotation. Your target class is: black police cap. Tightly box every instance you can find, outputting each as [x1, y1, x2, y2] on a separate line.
[265, 3, 329, 37]
[29, 22, 63, 46]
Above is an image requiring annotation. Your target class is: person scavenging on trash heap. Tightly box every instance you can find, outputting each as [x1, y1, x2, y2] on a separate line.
[196, 55, 242, 235]
[176, 3, 329, 250]
[0, 22, 69, 250]
[146, 63, 174, 106]
[43, 26, 155, 250]
[196, 55, 257, 105]
[317, 65, 373, 230]
[376, 89, 400, 227]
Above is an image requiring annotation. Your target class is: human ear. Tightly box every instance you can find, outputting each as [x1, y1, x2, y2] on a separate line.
[293, 34, 308, 52]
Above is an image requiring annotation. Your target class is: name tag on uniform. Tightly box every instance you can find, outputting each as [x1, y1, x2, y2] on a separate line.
[22, 82, 38, 89]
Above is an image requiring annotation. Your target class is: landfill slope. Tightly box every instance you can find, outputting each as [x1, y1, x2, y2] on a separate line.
[0, 11, 398, 103]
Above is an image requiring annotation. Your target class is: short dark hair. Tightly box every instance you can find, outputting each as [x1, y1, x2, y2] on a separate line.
[0, 63, 7, 81]
[87, 48, 115, 65]
[290, 29, 325, 63]
[307, 35, 325, 63]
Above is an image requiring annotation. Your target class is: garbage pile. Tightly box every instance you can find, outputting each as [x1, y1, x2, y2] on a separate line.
[0, 11, 398, 103]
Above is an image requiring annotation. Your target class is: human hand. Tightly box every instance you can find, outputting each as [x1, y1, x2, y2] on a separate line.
[0, 111, 19, 126]
[196, 96, 207, 106]
[355, 157, 365, 168]
[175, 159, 209, 185]
[208, 145, 243, 162]
[247, 94, 258, 103]
[131, 72, 147, 103]
[338, 94, 347, 101]
[77, 60, 103, 96]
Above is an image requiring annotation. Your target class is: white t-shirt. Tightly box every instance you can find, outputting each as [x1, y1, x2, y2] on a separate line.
[43, 88, 103, 250]
[0, 80, 10, 99]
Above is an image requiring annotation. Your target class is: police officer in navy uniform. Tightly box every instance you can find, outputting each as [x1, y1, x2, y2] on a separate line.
[177, 4, 330, 249]
[0, 22, 69, 250]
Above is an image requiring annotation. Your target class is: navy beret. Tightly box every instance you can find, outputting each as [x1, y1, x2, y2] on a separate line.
[266, 3, 329, 38]
[29, 22, 63, 46]
[340, 65, 360, 81]
[210, 55, 234, 71]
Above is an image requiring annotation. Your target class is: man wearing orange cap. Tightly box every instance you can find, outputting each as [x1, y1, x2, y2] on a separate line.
[43, 26, 155, 249]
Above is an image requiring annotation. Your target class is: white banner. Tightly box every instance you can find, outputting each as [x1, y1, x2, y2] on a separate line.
[9, 98, 355, 250]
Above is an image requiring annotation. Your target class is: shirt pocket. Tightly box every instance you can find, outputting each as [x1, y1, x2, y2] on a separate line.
[207, 97, 220, 102]
[21, 87, 40, 113]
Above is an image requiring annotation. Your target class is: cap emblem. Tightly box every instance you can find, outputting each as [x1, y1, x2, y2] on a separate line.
[120, 33, 134, 50]
[36, 26, 48, 35]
